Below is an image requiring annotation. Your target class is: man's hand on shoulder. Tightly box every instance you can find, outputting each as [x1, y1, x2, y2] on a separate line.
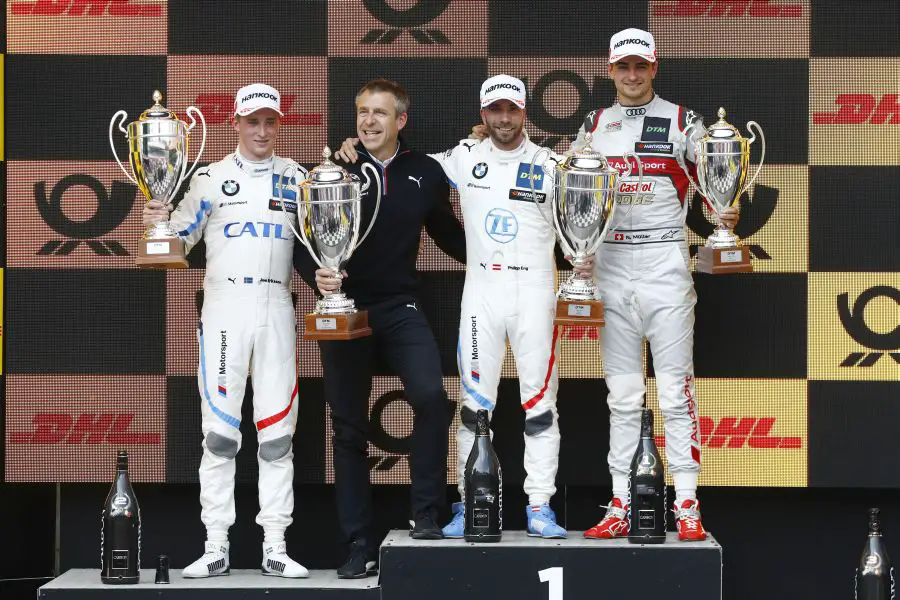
[334, 138, 360, 163]
[469, 124, 488, 141]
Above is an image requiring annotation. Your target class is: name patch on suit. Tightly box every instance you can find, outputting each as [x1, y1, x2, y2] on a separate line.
[509, 189, 547, 203]
[635, 141, 674, 155]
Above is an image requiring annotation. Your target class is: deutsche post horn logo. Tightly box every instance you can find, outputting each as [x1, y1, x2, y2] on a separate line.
[686, 183, 779, 260]
[35, 174, 135, 256]
[361, 0, 451, 44]
[837, 285, 900, 367]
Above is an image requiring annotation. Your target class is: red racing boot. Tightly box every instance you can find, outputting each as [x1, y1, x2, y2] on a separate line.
[675, 499, 707, 541]
[583, 498, 629, 539]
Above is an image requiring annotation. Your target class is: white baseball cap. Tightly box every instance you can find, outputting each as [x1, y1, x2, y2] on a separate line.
[608, 28, 657, 63]
[480, 74, 526, 109]
[233, 83, 284, 117]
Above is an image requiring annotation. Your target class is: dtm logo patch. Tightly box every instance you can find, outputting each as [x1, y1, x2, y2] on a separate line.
[485, 208, 518, 244]
[516, 163, 544, 189]
[473, 162, 489, 179]
[272, 174, 297, 201]
[222, 180, 239, 196]
[642, 117, 671, 141]
[635, 141, 674, 155]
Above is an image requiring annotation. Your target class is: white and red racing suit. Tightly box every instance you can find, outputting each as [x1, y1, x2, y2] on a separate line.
[572, 94, 706, 498]
[169, 151, 306, 542]
[430, 137, 562, 505]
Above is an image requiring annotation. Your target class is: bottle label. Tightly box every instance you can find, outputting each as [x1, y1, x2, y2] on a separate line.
[112, 550, 129, 570]
[638, 509, 656, 530]
[473, 507, 491, 528]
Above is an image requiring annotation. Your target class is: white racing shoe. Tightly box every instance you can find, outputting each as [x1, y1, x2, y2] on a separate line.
[182, 541, 230, 578]
[261, 542, 309, 578]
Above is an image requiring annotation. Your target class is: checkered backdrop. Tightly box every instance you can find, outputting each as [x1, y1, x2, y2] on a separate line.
[2, 0, 898, 488]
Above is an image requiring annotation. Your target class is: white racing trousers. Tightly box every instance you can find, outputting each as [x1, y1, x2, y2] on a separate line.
[196, 287, 299, 542]
[596, 239, 701, 499]
[455, 275, 560, 505]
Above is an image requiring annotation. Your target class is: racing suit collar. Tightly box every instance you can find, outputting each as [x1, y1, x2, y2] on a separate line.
[615, 93, 658, 119]
[232, 148, 275, 177]
[484, 133, 529, 164]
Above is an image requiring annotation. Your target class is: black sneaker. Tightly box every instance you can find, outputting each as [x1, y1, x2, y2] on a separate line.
[336, 539, 377, 580]
[410, 513, 443, 540]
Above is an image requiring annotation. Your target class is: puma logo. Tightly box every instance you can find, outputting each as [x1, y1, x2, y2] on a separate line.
[408, 176, 422, 188]
[406, 302, 418, 311]
[227, 277, 236, 285]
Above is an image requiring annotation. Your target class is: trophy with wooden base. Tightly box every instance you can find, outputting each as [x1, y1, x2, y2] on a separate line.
[281, 148, 382, 340]
[683, 107, 765, 274]
[110, 91, 206, 268]
[531, 136, 642, 327]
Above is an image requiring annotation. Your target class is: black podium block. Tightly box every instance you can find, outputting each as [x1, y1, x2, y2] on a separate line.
[38, 569, 380, 600]
[379, 530, 722, 600]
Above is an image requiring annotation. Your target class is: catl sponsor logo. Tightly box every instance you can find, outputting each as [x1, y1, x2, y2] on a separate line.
[10, 0, 162, 16]
[9, 413, 161, 444]
[812, 94, 899, 125]
[652, 0, 804, 17]
[194, 94, 322, 126]
[655, 416, 802, 449]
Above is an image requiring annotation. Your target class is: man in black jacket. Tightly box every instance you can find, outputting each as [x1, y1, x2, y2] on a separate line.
[294, 79, 466, 579]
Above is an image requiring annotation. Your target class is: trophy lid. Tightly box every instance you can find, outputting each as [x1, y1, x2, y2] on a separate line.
[306, 147, 354, 184]
[138, 90, 178, 121]
[560, 135, 612, 173]
[706, 107, 742, 139]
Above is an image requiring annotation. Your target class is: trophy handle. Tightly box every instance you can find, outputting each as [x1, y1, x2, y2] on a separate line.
[742, 121, 766, 200]
[278, 163, 313, 248]
[356, 162, 382, 247]
[608, 152, 642, 234]
[109, 111, 138, 186]
[178, 106, 208, 194]
[528, 148, 560, 229]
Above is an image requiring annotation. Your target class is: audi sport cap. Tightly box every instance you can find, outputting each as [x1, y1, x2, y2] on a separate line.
[480, 74, 526, 109]
[234, 83, 284, 117]
[608, 28, 657, 63]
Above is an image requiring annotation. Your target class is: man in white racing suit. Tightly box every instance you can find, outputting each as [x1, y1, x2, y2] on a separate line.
[335, 75, 581, 538]
[143, 84, 309, 576]
[572, 30, 738, 542]
[432, 75, 568, 539]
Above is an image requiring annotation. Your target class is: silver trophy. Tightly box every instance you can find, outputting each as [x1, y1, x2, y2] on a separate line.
[280, 148, 382, 339]
[109, 90, 206, 268]
[682, 107, 765, 273]
[530, 135, 642, 325]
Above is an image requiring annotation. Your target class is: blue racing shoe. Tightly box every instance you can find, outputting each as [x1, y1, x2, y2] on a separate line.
[442, 502, 465, 539]
[526, 504, 568, 539]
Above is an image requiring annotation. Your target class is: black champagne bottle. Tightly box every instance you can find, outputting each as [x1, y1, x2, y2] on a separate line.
[464, 409, 502, 543]
[628, 408, 666, 544]
[101, 450, 141, 584]
[856, 508, 895, 600]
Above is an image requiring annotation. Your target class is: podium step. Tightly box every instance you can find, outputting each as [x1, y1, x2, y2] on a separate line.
[38, 569, 380, 600]
[379, 529, 722, 600]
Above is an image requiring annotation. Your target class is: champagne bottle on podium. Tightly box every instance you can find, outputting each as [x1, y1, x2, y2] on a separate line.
[464, 409, 502, 543]
[101, 450, 141, 584]
[856, 508, 895, 600]
[628, 408, 666, 545]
